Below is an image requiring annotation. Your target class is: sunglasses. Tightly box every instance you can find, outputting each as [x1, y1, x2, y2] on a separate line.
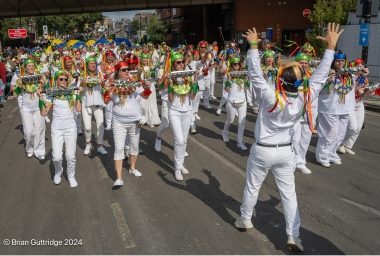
[59, 78, 68, 82]
[304, 50, 313, 54]
[120, 68, 128, 72]
[175, 61, 184, 65]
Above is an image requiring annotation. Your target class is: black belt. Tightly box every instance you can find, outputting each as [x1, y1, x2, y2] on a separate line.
[256, 142, 292, 148]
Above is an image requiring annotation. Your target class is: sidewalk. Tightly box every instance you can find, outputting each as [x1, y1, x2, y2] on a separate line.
[364, 96, 380, 112]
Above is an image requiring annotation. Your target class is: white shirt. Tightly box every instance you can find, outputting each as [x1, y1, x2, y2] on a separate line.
[168, 76, 192, 112]
[247, 48, 334, 145]
[46, 97, 76, 130]
[225, 80, 248, 104]
[318, 73, 356, 115]
[81, 75, 105, 107]
[112, 87, 144, 124]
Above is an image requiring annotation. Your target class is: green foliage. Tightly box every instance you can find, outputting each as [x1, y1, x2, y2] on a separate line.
[146, 14, 168, 44]
[129, 19, 140, 35]
[306, 0, 356, 56]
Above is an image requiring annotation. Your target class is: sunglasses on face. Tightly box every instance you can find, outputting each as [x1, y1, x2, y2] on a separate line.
[304, 51, 313, 54]
[175, 61, 184, 65]
[120, 68, 128, 72]
[59, 78, 68, 82]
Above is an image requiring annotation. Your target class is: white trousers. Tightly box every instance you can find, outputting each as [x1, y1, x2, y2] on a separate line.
[316, 113, 349, 163]
[82, 105, 105, 145]
[105, 101, 113, 128]
[246, 84, 259, 109]
[157, 100, 169, 138]
[343, 103, 365, 149]
[240, 144, 300, 237]
[21, 109, 46, 156]
[217, 97, 227, 111]
[192, 90, 204, 114]
[74, 110, 82, 132]
[210, 69, 216, 97]
[293, 121, 312, 168]
[223, 101, 247, 144]
[113, 120, 140, 160]
[51, 127, 77, 178]
[169, 109, 192, 170]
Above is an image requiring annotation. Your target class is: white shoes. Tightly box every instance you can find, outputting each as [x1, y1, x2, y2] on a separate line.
[27, 152, 33, 158]
[296, 165, 312, 174]
[194, 113, 201, 120]
[345, 147, 356, 155]
[155, 138, 161, 152]
[204, 105, 212, 109]
[222, 132, 229, 142]
[320, 162, 331, 168]
[129, 169, 142, 177]
[234, 217, 253, 229]
[77, 130, 84, 135]
[84, 143, 92, 155]
[190, 126, 197, 134]
[338, 145, 346, 154]
[36, 155, 45, 160]
[184, 151, 189, 157]
[105, 125, 112, 131]
[181, 167, 189, 174]
[210, 95, 217, 100]
[68, 177, 78, 188]
[237, 143, 248, 151]
[44, 116, 51, 123]
[113, 179, 124, 187]
[97, 145, 108, 155]
[252, 108, 259, 114]
[174, 170, 183, 181]
[247, 102, 253, 107]
[287, 235, 304, 253]
[331, 160, 342, 165]
[216, 109, 221, 115]
[53, 174, 61, 185]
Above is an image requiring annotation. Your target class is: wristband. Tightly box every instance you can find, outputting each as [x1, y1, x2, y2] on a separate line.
[38, 99, 46, 110]
[249, 41, 258, 46]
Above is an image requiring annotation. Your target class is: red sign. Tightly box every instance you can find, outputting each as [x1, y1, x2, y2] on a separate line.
[303, 9, 312, 17]
[8, 29, 28, 39]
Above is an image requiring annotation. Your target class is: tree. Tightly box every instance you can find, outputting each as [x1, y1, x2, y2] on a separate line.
[306, 0, 356, 56]
[146, 14, 168, 43]
[129, 19, 140, 36]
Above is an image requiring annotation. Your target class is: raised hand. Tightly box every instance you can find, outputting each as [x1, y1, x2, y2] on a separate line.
[242, 27, 260, 48]
[316, 23, 344, 50]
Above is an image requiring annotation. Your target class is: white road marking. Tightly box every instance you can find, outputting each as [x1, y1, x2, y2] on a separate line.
[96, 157, 109, 180]
[188, 136, 246, 178]
[340, 197, 380, 217]
[111, 203, 136, 249]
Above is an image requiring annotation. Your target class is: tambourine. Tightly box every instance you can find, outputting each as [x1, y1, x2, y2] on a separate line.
[229, 71, 248, 78]
[21, 75, 42, 85]
[169, 70, 197, 79]
[113, 80, 142, 88]
[336, 67, 366, 75]
[43, 87, 80, 97]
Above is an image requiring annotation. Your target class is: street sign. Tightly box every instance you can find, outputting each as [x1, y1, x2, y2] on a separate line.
[303, 9, 311, 17]
[359, 23, 370, 46]
[8, 28, 28, 39]
[43, 25, 48, 35]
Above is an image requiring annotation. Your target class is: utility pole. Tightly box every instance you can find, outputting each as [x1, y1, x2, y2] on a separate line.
[361, 0, 372, 63]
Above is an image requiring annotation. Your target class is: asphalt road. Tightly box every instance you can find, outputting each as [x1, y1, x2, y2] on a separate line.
[0, 84, 379, 254]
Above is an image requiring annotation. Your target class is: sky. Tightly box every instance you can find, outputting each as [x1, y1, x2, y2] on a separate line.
[103, 10, 155, 21]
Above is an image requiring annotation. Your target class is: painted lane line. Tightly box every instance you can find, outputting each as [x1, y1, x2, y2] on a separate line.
[340, 197, 380, 218]
[111, 203, 136, 249]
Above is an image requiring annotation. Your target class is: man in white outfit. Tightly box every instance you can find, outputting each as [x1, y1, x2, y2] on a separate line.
[235, 23, 343, 252]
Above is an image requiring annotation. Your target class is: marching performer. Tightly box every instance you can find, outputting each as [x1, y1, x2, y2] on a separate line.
[101, 50, 117, 131]
[235, 24, 343, 252]
[315, 50, 357, 167]
[104, 61, 150, 188]
[221, 56, 249, 151]
[13, 59, 47, 160]
[38, 70, 82, 187]
[80, 57, 108, 156]
[339, 58, 370, 155]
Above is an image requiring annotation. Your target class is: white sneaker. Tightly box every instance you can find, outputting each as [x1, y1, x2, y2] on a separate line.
[216, 109, 221, 115]
[248, 102, 253, 107]
[210, 95, 217, 100]
[345, 147, 356, 155]
[287, 235, 304, 253]
[237, 143, 248, 151]
[222, 132, 229, 142]
[129, 169, 142, 177]
[97, 145, 108, 155]
[68, 177, 78, 188]
[190, 126, 197, 134]
[154, 138, 161, 152]
[253, 108, 259, 114]
[36, 155, 45, 160]
[174, 170, 183, 181]
[44, 116, 50, 123]
[27, 152, 33, 158]
[234, 217, 253, 229]
[194, 113, 201, 120]
[331, 160, 342, 165]
[77, 130, 84, 135]
[84, 143, 92, 155]
[53, 174, 61, 185]
[113, 179, 124, 187]
[105, 125, 112, 131]
[296, 165, 312, 174]
[181, 167, 189, 174]
[338, 145, 346, 154]
[320, 162, 331, 168]
[204, 105, 212, 109]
